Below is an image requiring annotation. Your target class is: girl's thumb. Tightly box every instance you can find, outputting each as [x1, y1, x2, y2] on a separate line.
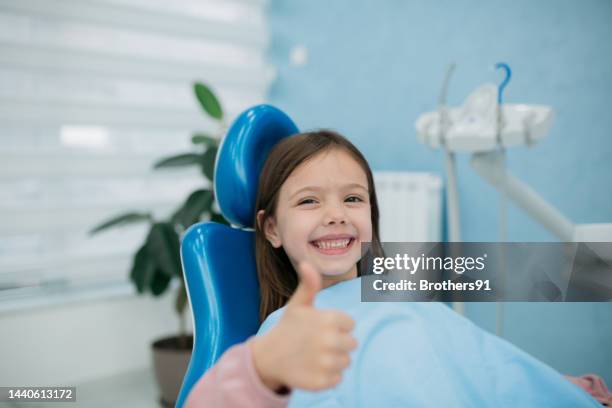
[287, 262, 322, 308]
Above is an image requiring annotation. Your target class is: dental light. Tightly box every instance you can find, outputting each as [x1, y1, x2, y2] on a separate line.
[415, 63, 612, 244]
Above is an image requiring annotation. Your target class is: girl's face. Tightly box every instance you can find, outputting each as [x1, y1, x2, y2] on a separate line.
[260, 148, 373, 287]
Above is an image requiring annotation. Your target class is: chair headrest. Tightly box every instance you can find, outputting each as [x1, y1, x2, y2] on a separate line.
[214, 105, 299, 228]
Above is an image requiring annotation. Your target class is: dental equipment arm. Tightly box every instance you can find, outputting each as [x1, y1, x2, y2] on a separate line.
[470, 151, 575, 241]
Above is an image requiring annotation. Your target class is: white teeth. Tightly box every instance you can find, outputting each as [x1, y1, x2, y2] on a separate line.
[313, 239, 351, 249]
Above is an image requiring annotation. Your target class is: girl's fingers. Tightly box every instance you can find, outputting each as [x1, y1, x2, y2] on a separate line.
[319, 354, 348, 372]
[287, 261, 322, 308]
[336, 314, 355, 332]
[328, 373, 343, 387]
[322, 310, 355, 332]
[335, 333, 358, 352]
[334, 353, 351, 370]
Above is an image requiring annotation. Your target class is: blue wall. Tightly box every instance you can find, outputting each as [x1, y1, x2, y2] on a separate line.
[267, 0, 612, 382]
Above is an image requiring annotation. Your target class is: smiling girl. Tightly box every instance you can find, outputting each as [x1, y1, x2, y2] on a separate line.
[185, 130, 384, 407]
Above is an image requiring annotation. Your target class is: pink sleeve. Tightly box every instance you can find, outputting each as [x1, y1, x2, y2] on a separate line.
[184, 337, 291, 408]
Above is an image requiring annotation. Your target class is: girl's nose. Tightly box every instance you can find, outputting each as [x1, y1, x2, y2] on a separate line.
[324, 203, 347, 225]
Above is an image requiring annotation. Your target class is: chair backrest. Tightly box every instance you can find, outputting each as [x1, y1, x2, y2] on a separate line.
[176, 105, 299, 407]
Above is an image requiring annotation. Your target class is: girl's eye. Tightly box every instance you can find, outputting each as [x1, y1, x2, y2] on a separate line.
[346, 196, 364, 203]
[298, 198, 317, 205]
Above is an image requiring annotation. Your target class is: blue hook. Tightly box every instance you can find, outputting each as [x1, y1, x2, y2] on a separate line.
[495, 62, 512, 105]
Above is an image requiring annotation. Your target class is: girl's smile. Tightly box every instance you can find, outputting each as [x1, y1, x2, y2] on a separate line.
[309, 234, 356, 255]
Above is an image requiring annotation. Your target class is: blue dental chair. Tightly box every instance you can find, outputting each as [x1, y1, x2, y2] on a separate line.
[175, 105, 299, 408]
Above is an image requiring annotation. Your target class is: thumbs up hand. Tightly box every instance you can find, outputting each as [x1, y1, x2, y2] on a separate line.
[251, 262, 358, 392]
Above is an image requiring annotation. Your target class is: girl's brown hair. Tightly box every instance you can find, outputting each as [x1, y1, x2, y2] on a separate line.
[254, 130, 384, 322]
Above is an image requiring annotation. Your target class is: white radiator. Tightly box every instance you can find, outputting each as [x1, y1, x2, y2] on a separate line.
[373, 172, 442, 242]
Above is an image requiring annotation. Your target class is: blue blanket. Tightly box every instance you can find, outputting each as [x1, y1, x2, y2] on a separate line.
[258, 277, 598, 407]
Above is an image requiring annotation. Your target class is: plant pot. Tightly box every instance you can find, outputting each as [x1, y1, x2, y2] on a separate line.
[152, 334, 193, 407]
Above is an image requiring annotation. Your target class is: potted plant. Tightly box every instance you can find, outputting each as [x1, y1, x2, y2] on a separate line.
[89, 82, 229, 407]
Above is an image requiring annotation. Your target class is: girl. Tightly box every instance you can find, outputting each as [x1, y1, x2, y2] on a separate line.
[185, 129, 385, 407]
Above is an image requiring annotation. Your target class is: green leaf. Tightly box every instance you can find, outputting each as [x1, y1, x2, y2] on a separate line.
[210, 211, 229, 226]
[146, 222, 181, 278]
[171, 189, 214, 227]
[192, 133, 219, 147]
[89, 212, 152, 235]
[153, 153, 202, 169]
[175, 284, 188, 315]
[130, 243, 155, 293]
[201, 146, 218, 181]
[194, 82, 223, 120]
[150, 268, 172, 296]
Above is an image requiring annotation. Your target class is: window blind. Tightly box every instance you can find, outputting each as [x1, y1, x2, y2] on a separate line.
[0, 0, 273, 304]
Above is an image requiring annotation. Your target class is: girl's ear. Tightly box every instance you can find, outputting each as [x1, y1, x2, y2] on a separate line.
[257, 210, 282, 248]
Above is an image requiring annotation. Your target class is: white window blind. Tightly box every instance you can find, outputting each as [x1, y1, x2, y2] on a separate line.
[0, 0, 274, 306]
